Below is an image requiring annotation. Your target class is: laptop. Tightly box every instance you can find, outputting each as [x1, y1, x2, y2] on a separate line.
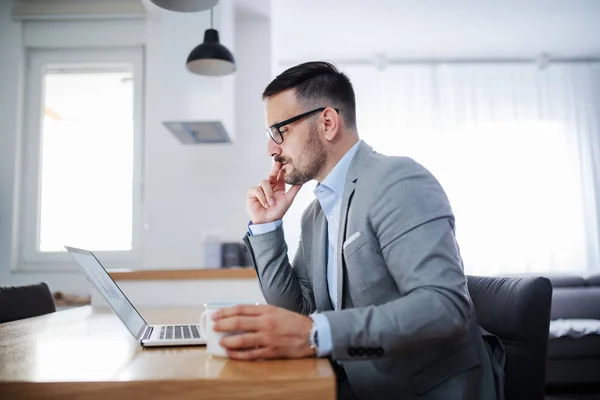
[65, 246, 206, 347]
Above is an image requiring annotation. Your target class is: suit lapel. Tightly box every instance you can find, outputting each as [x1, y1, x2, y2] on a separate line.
[336, 179, 356, 310]
[335, 141, 373, 310]
[313, 211, 333, 311]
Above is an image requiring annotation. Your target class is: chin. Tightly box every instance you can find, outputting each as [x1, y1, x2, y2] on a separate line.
[283, 174, 299, 186]
[282, 171, 293, 185]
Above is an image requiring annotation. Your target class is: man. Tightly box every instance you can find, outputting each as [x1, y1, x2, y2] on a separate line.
[212, 61, 504, 399]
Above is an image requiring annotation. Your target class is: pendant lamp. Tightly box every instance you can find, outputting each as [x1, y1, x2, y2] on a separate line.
[186, 8, 236, 76]
[150, 0, 219, 13]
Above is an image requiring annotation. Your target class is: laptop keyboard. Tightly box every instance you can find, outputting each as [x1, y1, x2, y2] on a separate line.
[159, 325, 201, 340]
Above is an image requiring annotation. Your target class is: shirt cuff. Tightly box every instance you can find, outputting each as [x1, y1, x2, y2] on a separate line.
[309, 313, 333, 357]
[248, 220, 282, 236]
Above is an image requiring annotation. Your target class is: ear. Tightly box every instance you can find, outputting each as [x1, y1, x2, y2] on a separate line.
[322, 107, 340, 142]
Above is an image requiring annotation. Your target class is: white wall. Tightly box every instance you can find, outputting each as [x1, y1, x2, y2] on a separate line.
[142, 6, 273, 270]
[272, 0, 600, 62]
[0, 0, 273, 297]
[0, 0, 29, 287]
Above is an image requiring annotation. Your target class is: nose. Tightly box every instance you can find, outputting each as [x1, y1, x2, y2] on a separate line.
[266, 138, 281, 158]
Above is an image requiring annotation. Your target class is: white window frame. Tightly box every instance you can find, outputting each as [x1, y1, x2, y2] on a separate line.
[19, 47, 144, 271]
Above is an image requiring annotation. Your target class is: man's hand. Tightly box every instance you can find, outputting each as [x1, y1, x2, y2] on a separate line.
[212, 304, 315, 360]
[246, 162, 302, 224]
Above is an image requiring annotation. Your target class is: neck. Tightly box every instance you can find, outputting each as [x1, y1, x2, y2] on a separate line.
[315, 134, 359, 182]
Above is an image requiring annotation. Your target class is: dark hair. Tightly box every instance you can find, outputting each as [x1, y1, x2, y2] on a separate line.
[262, 61, 357, 130]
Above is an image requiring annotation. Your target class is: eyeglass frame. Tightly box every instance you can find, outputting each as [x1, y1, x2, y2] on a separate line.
[265, 107, 339, 145]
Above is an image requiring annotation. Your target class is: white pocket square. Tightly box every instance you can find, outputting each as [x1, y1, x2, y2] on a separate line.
[343, 231, 362, 250]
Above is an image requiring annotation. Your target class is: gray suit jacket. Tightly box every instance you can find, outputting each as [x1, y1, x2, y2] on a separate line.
[243, 141, 504, 399]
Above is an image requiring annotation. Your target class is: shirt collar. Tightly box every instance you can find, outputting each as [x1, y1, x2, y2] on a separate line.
[316, 140, 361, 197]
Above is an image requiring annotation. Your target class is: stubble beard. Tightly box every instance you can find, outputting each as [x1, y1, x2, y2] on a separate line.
[279, 123, 327, 186]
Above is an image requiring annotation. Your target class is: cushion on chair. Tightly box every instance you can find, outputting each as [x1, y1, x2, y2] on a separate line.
[550, 288, 600, 320]
[0, 282, 56, 323]
[547, 335, 600, 359]
[546, 275, 586, 288]
[467, 275, 553, 400]
[586, 275, 600, 287]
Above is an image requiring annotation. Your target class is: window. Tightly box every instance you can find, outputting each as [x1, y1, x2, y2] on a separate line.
[20, 48, 144, 269]
[365, 121, 587, 276]
[282, 63, 598, 276]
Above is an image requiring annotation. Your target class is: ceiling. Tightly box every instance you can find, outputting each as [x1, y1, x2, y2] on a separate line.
[271, 0, 600, 63]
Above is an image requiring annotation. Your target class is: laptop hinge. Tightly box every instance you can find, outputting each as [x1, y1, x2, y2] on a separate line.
[142, 326, 153, 342]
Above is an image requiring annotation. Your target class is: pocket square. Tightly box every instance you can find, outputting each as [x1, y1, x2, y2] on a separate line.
[343, 231, 362, 250]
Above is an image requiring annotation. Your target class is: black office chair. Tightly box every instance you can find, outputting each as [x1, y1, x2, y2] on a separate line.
[467, 275, 553, 400]
[0, 282, 56, 323]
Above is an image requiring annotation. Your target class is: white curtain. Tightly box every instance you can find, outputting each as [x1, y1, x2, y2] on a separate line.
[283, 62, 600, 276]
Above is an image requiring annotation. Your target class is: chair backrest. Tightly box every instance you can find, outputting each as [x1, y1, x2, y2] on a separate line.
[0, 282, 56, 323]
[467, 275, 552, 400]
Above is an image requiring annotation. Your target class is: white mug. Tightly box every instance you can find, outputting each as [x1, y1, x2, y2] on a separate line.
[200, 302, 246, 358]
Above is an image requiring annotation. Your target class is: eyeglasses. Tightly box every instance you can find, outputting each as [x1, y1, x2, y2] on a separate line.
[265, 107, 339, 144]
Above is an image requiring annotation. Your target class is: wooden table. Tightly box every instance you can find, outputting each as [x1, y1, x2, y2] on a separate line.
[0, 306, 335, 399]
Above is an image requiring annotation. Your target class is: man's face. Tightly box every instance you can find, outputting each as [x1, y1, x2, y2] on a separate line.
[265, 90, 327, 185]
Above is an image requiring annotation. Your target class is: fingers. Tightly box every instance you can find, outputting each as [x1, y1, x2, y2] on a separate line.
[258, 180, 275, 207]
[227, 347, 276, 361]
[248, 178, 277, 209]
[212, 304, 271, 320]
[213, 316, 263, 333]
[222, 335, 310, 360]
[220, 332, 264, 349]
[247, 186, 269, 209]
[268, 162, 282, 183]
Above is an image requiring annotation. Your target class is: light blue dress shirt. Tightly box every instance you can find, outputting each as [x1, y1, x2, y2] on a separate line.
[248, 141, 361, 357]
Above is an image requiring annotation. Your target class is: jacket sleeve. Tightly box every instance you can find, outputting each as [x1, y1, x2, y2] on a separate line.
[243, 219, 316, 316]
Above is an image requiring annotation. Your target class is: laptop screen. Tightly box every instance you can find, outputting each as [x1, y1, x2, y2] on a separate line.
[66, 247, 147, 340]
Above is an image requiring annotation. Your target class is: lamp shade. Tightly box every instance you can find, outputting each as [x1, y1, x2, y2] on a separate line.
[186, 29, 236, 76]
[150, 0, 219, 13]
